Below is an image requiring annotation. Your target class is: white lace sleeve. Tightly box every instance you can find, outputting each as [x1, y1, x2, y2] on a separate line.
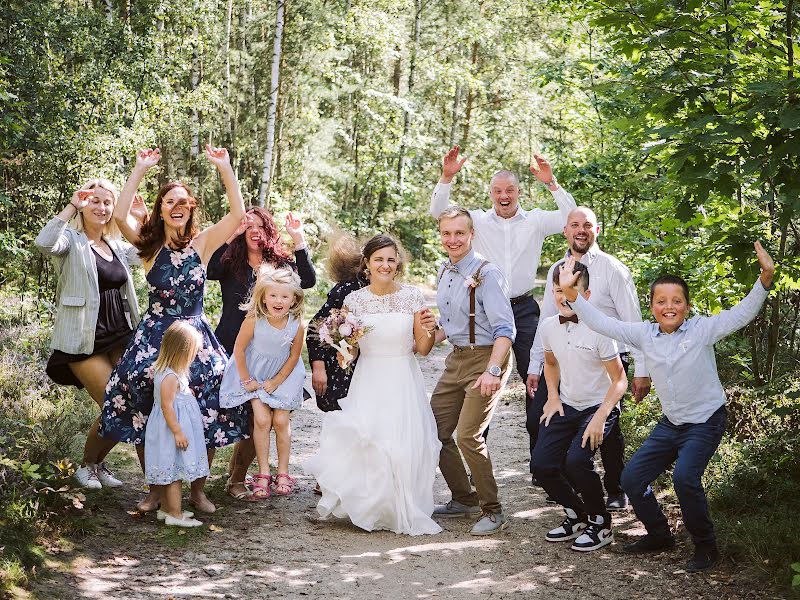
[343, 285, 426, 315]
[343, 289, 364, 316]
[408, 286, 426, 313]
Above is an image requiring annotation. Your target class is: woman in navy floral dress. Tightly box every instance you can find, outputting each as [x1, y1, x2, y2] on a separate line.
[100, 145, 248, 513]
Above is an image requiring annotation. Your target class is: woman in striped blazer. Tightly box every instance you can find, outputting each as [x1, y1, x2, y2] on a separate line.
[35, 179, 146, 490]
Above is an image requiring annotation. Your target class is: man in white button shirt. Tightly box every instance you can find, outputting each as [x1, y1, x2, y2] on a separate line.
[429, 145, 577, 439]
[527, 206, 652, 510]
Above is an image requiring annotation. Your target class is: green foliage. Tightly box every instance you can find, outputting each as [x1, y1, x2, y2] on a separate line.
[2, 0, 800, 591]
[0, 319, 97, 592]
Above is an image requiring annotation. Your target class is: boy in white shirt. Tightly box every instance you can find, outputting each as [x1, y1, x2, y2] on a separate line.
[557, 242, 775, 571]
[532, 261, 628, 552]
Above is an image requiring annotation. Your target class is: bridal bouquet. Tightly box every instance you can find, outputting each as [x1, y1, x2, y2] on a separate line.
[313, 308, 371, 368]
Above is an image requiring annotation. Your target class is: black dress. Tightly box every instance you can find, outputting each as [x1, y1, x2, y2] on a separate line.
[207, 244, 317, 355]
[46, 247, 133, 388]
[306, 276, 369, 412]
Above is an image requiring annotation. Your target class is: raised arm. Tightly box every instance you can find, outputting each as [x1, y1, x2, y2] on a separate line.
[560, 256, 647, 349]
[285, 212, 317, 288]
[430, 145, 468, 218]
[193, 145, 246, 264]
[529, 155, 576, 235]
[607, 260, 651, 399]
[115, 148, 161, 245]
[705, 241, 774, 344]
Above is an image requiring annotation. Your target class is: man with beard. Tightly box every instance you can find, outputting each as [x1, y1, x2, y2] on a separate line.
[527, 206, 652, 510]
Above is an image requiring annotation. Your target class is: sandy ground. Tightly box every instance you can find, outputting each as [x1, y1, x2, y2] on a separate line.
[26, 338, 788, 600]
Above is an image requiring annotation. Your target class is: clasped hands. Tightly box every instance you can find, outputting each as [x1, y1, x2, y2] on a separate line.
[242, 377, 278, 394]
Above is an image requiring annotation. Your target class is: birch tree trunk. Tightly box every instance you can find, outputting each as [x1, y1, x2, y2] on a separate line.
[396, 0, 422, 191]
[257, 0, 285, 207]
[224, 0, 234, 152]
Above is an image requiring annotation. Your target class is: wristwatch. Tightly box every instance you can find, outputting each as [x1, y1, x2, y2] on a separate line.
[545, 175, 558, 188]
[486, 365, 502, 377]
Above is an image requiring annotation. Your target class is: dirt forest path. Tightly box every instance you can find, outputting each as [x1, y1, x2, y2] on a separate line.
[29, 342, 784, 599]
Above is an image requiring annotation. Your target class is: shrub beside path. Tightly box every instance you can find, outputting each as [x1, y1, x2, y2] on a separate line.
[28, 341, 784, 599]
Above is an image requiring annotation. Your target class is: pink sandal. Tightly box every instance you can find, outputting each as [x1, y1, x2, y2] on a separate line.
[251, 473, 272, 499]
[273, 473, 296, 496]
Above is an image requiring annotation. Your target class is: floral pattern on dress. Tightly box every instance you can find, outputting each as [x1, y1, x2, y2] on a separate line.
[306, 277, 368, 412]
[99, 246, 249, 448]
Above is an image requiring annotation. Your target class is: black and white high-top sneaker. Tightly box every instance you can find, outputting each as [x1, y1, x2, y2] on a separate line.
[545, 508, 587, 542]
[571, 514, 613, 551]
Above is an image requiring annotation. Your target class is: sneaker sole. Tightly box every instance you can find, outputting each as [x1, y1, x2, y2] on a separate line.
[76, 481, 103, 490]
[470, 520, 510, 536]
[545, 529, 585, 543]
[432, 511, 482, 519]
[571, 533, 614, 552]
[99, 481, 124, 488]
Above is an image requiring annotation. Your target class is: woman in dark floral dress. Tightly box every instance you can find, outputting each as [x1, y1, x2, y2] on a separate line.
[307, 234, 368, 412]
[100, 145, 248, 513]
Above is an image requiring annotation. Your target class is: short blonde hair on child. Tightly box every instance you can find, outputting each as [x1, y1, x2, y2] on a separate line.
[240, 265, 304, 320]
[153, 321, 203, 375]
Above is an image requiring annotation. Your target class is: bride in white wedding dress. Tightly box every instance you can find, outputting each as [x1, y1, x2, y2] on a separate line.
[304, 235, 442, 536]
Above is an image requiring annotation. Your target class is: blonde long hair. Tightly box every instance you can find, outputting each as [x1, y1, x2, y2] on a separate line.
[240, 265, 304, 320]
[71, 178, 122, 240]
[153, 321, 203, 375]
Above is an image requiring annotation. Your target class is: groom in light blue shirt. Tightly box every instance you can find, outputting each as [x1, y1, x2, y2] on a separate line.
[430, 206, 516, 536]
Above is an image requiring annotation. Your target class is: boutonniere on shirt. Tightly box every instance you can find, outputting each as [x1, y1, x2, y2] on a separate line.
[463, 271, 484, 289]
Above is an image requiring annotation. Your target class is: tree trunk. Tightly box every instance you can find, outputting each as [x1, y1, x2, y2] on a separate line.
[257, 0, 285, 207]
[460, 41, 479, 147]
[224, 0, 234, 150]
[189, 2, 201, 184]
[448, 83, 461, 147]
[396, 0, 422, 192]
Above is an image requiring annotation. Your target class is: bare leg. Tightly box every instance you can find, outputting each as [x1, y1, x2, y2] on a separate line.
[250, 400, 273, 476]
[272, 410, 291, 475]
[68, 353, 120, 465]
[228, 437, 256, 498]
[189, 448, 216, 513]
[135, 444, 161, 512]
[161, 482, 184, 519]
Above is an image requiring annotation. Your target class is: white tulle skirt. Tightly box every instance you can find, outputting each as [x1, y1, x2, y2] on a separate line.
[304, 351, 442, 536]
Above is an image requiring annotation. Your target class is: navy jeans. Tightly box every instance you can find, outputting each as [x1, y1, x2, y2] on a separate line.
[621, 405, 727, 546]
[528, 354, 629, 498]
[531, 402, 619, 519]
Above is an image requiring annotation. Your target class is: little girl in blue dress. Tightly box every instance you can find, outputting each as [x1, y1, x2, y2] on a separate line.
[219, 265, 306, 498]
[145, 321, 210, 527]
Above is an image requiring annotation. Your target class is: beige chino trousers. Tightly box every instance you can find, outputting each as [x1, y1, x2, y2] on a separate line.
[430, 345, 512, 515]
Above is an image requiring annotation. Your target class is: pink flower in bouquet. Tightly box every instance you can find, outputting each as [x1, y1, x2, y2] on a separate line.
[338, 323, 353, 336]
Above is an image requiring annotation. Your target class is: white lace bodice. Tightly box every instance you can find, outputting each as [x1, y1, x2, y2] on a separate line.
[344, 285, 426, 316]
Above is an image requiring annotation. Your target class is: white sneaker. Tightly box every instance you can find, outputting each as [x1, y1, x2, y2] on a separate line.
[571, 515, 614, 552]
[164, 515, 203, 528]
[74, 465, 102, 490]
[157, 510, 194, 521]
[546, 507, 587, 542]
[95, 462, 123, 488]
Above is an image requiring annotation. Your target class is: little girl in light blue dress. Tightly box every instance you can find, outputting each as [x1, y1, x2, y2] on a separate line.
[219, 265, 306, 498]
[144, 321, 210, 528]
[219, 316, 305, 411]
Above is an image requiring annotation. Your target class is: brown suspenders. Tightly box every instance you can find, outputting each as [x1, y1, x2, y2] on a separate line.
[469, 260, 489, 344]
[438, 259, 491, 345]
